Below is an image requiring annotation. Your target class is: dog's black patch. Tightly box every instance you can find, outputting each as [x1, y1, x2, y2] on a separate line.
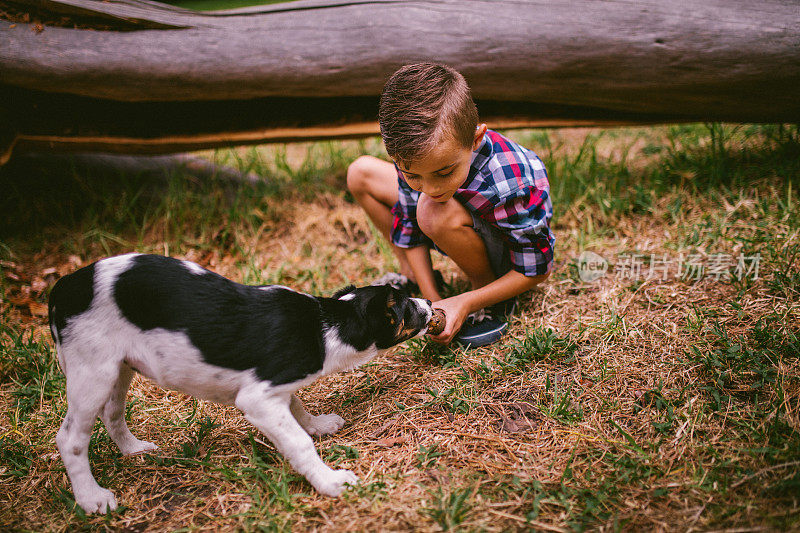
[113, 255, 325, 385]
[324, 284, 408, 351]
[49, 262, 96, 344]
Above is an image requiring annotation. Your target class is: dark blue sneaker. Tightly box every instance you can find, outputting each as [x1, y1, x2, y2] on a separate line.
[491, 297, 517, 318]
[455, 298, 516, 348]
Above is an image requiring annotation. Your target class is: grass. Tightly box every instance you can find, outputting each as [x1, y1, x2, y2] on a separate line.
[0, 123, 798, 531]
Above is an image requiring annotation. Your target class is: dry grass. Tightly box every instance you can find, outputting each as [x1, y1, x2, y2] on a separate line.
[1, 124, 798, 531]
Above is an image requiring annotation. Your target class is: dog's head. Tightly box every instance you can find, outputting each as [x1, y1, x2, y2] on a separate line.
[334, 284, 433, 349]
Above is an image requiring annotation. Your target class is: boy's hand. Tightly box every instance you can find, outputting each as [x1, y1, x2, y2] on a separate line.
[427, 294, 472, 344]
[426, 271, 552, 344]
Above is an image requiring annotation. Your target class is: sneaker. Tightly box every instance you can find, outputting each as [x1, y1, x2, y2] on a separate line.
[491, 297, 517, 318]
[371, 272, 415, 293]
[371, 271, 446, 296]
[454, 298, 516, 348]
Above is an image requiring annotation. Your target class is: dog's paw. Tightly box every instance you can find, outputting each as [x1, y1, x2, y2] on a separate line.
[305, 413, 346, 436]
[76, 487, 117, 514]
[314, 469, 359, 496]
[121, 439, 159, 456]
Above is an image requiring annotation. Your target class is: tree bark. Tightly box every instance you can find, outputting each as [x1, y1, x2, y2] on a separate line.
[2, 0, 799, 161]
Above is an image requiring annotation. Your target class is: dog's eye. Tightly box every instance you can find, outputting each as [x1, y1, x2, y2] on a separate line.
[386, 306, 401, 325]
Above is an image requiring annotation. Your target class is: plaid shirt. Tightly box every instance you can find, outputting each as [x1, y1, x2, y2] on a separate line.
[391, 129, 554, 276]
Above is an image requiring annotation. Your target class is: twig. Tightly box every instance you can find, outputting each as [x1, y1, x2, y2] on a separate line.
[486, 509, 568, 532]
[730, 460, 800, 489]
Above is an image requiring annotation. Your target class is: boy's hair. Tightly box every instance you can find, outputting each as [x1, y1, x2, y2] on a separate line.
[379, 63, 479, 165]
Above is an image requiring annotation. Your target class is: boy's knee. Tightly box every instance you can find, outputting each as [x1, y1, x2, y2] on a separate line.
[346, 155, 378, 194]
[417, 196, 470, 237]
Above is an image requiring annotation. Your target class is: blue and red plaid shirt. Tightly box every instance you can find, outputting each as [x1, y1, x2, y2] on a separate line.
[391, 129, 554, 276]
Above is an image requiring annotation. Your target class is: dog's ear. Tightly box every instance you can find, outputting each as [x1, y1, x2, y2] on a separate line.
[332, 285, 357, 299]
[365, 284, 399, 319]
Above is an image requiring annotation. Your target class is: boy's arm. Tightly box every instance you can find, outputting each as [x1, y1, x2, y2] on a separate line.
[405, 245, 441, 301]
[430, 270, 550, 344]
[424, 181, 554, 343]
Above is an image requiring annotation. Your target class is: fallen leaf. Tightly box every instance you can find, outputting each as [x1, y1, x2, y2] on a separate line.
[29, 302, 49, 317]
[368, 415, 400, 437]
[410, 393, 432, 402]
[509, 401, 537, 416]
[426, 469, 450, 484]
[198, 251, 215, 267]
[7, 295, 33, 307]
[499, 415, 520, 433]
[375, 436, 407, 447]
[31, 277, 47, 294]
[489, 403, 538, 434]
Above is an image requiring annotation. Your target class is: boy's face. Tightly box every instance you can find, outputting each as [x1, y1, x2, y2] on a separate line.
[395, 124, 487, 203]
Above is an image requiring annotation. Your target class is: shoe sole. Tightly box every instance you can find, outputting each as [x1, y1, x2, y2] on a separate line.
[454, 322, 508, 348]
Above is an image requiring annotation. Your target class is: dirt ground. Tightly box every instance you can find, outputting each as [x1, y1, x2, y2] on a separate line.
[0, 125, 798, 531]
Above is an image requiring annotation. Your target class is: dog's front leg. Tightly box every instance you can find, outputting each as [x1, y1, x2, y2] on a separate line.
[236, 385, 358, 496]
[290, 394, 345, 436]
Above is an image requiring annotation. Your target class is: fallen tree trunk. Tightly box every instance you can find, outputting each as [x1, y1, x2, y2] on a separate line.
[2, 0, 799, 162]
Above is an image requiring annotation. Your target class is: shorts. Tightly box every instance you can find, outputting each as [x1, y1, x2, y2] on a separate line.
[471, 213, 513, 278]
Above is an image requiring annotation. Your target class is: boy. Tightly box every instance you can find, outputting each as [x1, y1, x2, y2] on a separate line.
[347, 63, 554, 347]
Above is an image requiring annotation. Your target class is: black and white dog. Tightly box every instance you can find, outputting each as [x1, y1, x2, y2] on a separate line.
[48, 253, 433, 514]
